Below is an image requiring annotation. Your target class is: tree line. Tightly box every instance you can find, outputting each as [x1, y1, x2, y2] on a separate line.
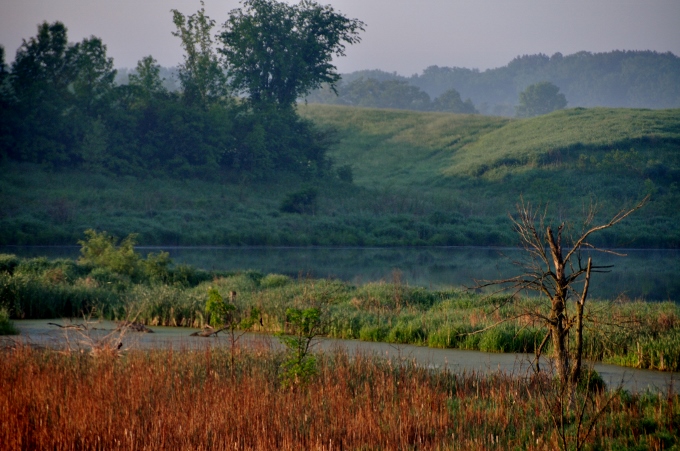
[306, 50, 680, 115]
[0, 0, 364, 179]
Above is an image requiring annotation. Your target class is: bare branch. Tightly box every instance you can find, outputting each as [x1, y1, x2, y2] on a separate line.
[563, 195, 649, 264]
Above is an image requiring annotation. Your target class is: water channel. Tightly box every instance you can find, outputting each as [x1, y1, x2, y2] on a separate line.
[8, 319, 679, 394]
[2, 245, 678, 301]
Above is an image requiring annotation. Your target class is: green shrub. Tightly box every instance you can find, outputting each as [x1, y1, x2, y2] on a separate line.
[280, 186, 318, 214]
[0, 254, 20, 274]
[0, 307, 18, 335]
[142, 251, 172, 283]
[78, 229, 141, 278]
[260, 273, 291, 289]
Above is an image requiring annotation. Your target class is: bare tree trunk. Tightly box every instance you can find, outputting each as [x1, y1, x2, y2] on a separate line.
[550, 299, 570, 385]
[570, 258, 592, 387]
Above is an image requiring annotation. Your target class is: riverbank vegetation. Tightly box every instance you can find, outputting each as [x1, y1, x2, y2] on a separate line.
[2, 247, 679, 372]
[1, 345, 678, 450]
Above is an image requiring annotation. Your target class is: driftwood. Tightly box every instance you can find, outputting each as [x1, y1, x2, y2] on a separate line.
[48, 322, 86, 330]
[117, 322, 154, 333]
[190, 326, 227, 337]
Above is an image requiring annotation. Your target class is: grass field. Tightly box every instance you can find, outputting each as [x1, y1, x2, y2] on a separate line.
[2, 345, 678, 450]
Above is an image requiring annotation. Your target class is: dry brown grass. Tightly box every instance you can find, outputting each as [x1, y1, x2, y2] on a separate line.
[1, 344, 678, 450]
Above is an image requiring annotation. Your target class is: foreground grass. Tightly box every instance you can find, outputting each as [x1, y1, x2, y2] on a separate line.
[1, 346, 678, 450]
[3, 254, 679, 372]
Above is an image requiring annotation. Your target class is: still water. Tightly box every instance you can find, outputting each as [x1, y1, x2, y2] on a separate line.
[2, 246, 678, 301]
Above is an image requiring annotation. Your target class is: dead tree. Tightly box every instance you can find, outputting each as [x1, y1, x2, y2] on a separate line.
[475, 196, 648, 389]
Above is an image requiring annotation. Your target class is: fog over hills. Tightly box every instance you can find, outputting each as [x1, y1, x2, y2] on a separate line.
[305, 50, 680, 114]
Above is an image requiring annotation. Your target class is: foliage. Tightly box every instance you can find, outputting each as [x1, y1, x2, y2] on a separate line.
[2, 105, 679, 247]
[340, 78, 431, 110]
[278, 307, 324, 385]
[172, 2, 229, 108]
[279, 186, 318, 214]
[1, 18, 338, 179]
[205, 286, 235, 327]
[127, 55, 167, 103]
[309, 78, 478, 113]
[3, 252, 680, 371]
[0, 307, 17, 335]
[516, 81, 567, 117]
[307, 50, 680, 113]
[219, 0, 364, 109]
[77, 229, 140, 278]
[431, 88, 477, 114]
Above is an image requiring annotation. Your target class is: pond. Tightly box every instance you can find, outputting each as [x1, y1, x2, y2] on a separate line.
[1, 246, 678, 301]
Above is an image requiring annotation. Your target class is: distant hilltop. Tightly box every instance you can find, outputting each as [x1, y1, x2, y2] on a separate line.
[303, 50, 680, 115]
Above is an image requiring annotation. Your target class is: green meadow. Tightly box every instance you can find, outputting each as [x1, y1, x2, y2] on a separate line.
[1, 105, 678, 247]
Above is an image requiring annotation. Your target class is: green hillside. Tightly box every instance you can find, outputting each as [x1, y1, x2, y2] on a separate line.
[302, 105, 679, 224]
[2, 105, 679, 247]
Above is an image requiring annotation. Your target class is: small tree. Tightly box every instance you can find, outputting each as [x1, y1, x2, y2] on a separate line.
[516, 81, 567, 117]
[278, 307, 324, 385]
[204, 287, 261, 373]
[475, 196, 648, 391]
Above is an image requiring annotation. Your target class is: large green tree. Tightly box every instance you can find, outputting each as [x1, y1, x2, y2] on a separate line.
[10, 22, 116, 164]
[516, 81, 567, 117]
[219, 0, 364, 109]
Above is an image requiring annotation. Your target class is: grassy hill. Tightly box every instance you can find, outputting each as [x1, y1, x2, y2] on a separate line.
[1, 105, 679, 247]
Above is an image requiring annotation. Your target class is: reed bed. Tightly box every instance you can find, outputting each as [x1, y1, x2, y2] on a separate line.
[3, 252, 680, 372]
[1, 344, 678, 450]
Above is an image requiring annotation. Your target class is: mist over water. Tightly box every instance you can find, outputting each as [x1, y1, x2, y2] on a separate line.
[3, 246, 678, 301]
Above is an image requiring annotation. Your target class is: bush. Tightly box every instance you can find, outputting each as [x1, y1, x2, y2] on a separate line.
[280, 187, 318, 214]
[260, 273, 291, 289]
[0, 254, 20, 274]
[78, 229, 141, 278]
[0, 307, 18, 335]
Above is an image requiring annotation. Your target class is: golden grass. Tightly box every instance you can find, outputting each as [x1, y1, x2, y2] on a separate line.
[1, 345, 678, 450]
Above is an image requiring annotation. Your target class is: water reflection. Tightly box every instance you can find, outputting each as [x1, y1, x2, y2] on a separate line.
[2, 246, 678, 301]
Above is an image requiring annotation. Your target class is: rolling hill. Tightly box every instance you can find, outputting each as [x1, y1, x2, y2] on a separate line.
[1, 105, 679, 247]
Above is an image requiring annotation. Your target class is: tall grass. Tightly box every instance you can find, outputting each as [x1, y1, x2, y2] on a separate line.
[1, 345, 678, 450]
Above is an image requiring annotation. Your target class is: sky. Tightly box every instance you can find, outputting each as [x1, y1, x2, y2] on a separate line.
[1, 0, 679, 76]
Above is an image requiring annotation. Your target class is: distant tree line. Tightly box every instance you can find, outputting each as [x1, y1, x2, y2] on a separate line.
[306, 51, 680, 115]
[0, 0, 364, 179]
[305, 78, 478, 114]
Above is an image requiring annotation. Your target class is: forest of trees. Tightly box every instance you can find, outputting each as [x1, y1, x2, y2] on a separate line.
[0, 0, 364, 179]
[306, 50, 680, 115]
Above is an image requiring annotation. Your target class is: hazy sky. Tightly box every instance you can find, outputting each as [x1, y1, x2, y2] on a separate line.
[1, 0, 679, 75]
